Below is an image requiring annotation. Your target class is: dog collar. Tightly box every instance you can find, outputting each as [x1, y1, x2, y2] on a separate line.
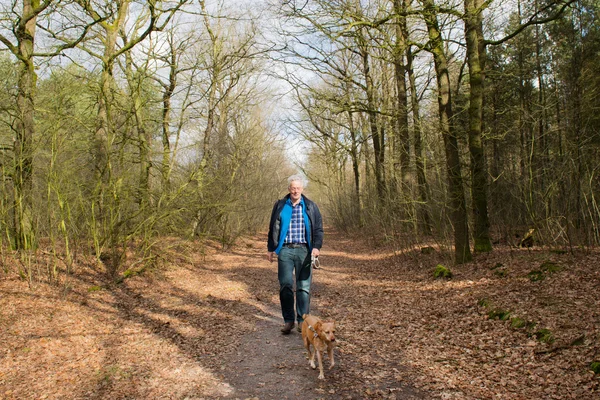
[308, 324, 319, 339]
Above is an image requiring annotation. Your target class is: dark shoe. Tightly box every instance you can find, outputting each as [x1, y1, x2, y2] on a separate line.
[281, 322, 294, 334]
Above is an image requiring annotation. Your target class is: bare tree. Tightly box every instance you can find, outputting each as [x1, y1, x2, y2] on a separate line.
[464, 0, 492, 252]
[421, 0, 472, 263]
[0, 0, 101, 250]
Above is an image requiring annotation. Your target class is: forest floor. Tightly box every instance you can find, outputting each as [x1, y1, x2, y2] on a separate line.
[0, 229, 599, 399]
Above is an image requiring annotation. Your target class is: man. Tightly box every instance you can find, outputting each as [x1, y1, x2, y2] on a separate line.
[267, 175, 323, 334]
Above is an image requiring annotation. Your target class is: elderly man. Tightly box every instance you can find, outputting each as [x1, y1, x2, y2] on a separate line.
[267, 175, 323, 334]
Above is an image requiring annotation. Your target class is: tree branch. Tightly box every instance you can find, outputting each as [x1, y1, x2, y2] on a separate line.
[484, 0, 577, 46]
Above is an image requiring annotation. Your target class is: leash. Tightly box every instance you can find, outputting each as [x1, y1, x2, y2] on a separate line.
[308, 324, 319, 339]
[311, 255, 320, 269]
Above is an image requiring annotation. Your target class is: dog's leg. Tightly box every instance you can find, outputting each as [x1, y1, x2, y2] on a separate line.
[308, 343, 316, 369]
[304, 338, 316, 369]
[328, 344, 335, 370]
[316, 349, 325, 379]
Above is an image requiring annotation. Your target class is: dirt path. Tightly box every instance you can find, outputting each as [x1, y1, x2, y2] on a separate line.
[215, 300, 336, 399]
[195, 233, 424, 399]
[214, 276, 421, 400]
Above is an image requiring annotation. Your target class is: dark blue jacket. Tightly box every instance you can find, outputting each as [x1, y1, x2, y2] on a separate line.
[267, 194, 323, 253]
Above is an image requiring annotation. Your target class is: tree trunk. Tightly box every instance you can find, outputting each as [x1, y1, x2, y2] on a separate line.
[423, 0, 472, 263]
[393, 0, 410, 184]
[13, 0, 39, 250]
[161, 38, 178, 191]
[405, 0, 432, 235]
[358, 35, 386, 200]
[347, 110, 362, 223]
[464, 0, 492, 252]
[407, 45, 432, 235]
[123, 50, 151, 209]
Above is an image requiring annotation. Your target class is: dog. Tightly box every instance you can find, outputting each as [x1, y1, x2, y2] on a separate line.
[301, 313, 336, 379]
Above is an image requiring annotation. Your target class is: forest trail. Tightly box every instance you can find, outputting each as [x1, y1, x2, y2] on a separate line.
[211, 233, 424, 400]
[1, 229, 599, 399]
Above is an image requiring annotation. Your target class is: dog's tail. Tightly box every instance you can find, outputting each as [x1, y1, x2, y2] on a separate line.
[302, 313, 310, 320]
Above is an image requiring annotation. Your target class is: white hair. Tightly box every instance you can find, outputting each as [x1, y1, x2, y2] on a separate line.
[287, 174, 307, 188]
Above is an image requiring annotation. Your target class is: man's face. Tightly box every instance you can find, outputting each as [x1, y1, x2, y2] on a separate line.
[288, 181, 304, 203]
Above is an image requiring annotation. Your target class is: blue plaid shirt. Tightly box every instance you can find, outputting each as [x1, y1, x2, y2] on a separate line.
[284, 202, 306, 244]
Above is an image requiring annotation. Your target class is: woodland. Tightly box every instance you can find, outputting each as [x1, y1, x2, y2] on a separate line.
[0, 0, 599, 399]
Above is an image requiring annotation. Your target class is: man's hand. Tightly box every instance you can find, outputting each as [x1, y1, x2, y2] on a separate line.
[267, 251, 275, 263]
[311, 248, 320, 257]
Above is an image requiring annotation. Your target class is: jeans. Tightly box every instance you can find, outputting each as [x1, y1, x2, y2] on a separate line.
[277, 246, 312, 323]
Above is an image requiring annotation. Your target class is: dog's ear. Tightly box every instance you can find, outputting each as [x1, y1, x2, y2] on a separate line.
[315, 321, 322, 330]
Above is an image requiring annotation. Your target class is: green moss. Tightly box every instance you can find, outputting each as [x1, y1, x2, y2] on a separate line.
[540, 261, 561, 273]
[570, 335, 585, 346]
[590, 361, 600, 374]
[510, 317, 526, 329]
[534, 328, 555, 344]
[433, 264, 452, 279]
[488, 309, 511, 321]
[509, 317, 536, 331]
[528, 270, 545, 282]
[528, 261, 561, 282]
[478, 298, 490, 308]
[88, 285, 102, 292]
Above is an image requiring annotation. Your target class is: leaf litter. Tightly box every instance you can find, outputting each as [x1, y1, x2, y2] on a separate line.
[0, 231, 599, 399]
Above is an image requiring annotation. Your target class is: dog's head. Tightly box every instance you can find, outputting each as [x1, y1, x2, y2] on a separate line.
[316, 320, 336, 343]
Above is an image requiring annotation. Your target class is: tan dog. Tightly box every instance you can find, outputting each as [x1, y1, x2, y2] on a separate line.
[301, 313, 336, 379]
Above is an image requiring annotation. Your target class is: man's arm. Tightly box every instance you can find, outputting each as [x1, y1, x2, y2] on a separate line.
[267, 200, 280, 252]
[311, 203, 324, 250]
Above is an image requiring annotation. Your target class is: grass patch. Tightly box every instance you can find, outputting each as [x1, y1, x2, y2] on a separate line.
[510, 317, 527, 329]
[477, 298, 490, 308]
[88, 285, 103, 292]
[590, 362, 600, 375]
